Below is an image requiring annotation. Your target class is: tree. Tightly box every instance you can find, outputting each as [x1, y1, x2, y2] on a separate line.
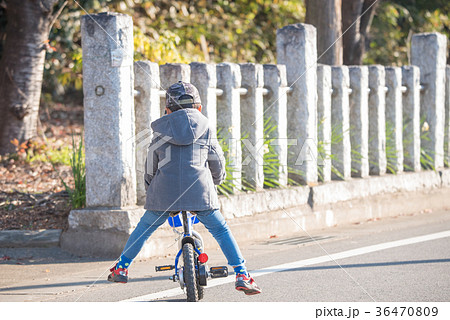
[365, 0, 450, 66]
[305, 0, 380, 66]
[305, 0, 343, 65]
[0, 0, 67, 155]
[342, 0, 380, 65]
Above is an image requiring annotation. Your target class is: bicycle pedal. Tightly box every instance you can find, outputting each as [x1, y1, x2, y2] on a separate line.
[210, 266, 228, 278]
[155, 265, 175, 272]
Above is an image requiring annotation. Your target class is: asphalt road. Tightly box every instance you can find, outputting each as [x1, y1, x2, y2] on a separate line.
[1, 208, 450, 303]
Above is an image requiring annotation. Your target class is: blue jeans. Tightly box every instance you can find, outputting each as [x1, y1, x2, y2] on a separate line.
[120, 209, 245, 268]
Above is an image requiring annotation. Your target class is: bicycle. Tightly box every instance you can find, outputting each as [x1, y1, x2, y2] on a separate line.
[155, 210, 229, 302]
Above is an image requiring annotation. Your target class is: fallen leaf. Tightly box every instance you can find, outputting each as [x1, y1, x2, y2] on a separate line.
[10, 138, 19, 147]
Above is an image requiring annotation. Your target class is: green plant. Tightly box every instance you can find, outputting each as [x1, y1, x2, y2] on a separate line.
[216, 128, 241, 196]
[420, 119, 435, 171]
[59, 135, 86, 209]
[9, 138, 73, 166]
[417, 116, 446, 171]
[401, 116, 444, 171]
[263, 117, 304, 187]
[401, 120, 415, 172]
[217, 118, 306, 195]
[27, 145, 72, 166]
[262, 117, 282, 188]
[366, 1, 450, 66]
[317, 121, 349, 181]
[385, 120, 399, 174]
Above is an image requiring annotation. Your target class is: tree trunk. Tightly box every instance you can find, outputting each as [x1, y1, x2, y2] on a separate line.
[0, 0, 66, 155]
[342, 0, 379, 65]
[305, 0, 343, 65]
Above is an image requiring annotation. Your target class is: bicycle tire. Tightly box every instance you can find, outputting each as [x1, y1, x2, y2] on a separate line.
[197, 282, 204, 300]
[182, 243, 198, 302]
[195, 251, 205, 300]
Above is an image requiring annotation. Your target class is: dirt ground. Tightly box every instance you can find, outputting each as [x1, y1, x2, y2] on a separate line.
[0, 104, 83, 230]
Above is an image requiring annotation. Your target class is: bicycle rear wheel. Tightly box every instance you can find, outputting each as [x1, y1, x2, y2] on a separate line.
[182, 243, 198, 302]
[195, 251, 205, 300]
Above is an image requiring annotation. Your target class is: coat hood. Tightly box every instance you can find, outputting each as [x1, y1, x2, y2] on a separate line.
[151, 108, 209, 145]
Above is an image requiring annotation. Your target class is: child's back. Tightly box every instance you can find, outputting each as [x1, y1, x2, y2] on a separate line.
[144, 108, 225, 212]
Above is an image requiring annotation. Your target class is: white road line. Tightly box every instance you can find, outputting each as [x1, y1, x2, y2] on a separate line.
[121, 230, 450, 302]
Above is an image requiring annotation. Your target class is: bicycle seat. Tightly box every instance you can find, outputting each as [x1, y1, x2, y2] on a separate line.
[167, 211, 200, 227]
[169, 211, 181, 217]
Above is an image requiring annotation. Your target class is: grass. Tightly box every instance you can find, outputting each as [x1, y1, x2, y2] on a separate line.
[217, 118, 304, 195]
[418, 117, 436, 171]
[263, 117, 303, 188]
[58, 135, 86, 209]
[216, 128, 242, 196]
[317, 120, 349, 181]
[262, 117, 283, 189]
[385, 120, 398, 174]
[365, 116, 443, 174]
[317, 117, 441, 178]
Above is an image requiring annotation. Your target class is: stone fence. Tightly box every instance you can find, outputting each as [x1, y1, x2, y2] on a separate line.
[61, 12, 450, 258]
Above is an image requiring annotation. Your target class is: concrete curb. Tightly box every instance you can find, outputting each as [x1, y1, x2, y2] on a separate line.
[60, 168, 450, 258]
[0, 229, 62, 248]
[4, 169, 450, 253]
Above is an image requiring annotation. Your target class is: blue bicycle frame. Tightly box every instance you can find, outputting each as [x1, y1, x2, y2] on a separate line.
[170, 211, 202, 275]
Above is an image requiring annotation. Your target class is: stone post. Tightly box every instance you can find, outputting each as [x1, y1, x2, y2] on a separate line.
[348, 66, 369, 178]
[263, 64, 289, 186]
[402, 66, 421, 172]
[239, 63, 265, 190]
[190, 63, 217, 131]
[385, 67, 404, 173]
[61, 13, 145, 258]
[411, 33, 447, 168]
[277, 24, 318, 184]
[159, 63, 191, 115]
[368, 65, 387, 175]
[317, 65, 332, 182]
[445, 66, 450, 166]
[216, 62, 242, 191]
[134, 61, 161, 205]
[81, 13, 136, 208]
[331, 66, 351, 180]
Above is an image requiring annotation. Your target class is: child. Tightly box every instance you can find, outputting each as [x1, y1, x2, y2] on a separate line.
[107, 81, 261, 296]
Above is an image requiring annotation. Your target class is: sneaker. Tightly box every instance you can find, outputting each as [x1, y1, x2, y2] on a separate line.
[107, 264, 128, 283]
[235, 273, 262, 295]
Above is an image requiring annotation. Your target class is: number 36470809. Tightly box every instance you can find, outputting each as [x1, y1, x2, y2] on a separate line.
[375, 306, 438, 317]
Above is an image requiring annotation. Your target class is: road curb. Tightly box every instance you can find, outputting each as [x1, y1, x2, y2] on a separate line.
[0, 229, 62, 248]
[5, 169, 450, 251]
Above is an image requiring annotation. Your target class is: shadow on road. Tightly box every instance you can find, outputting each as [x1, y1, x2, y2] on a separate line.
[148, 298, 187, 302]
[0, 275, 171, 293]
[2, 258, 448, 297]
[252, 258, 450, 274]
[0, 247, 111, 265]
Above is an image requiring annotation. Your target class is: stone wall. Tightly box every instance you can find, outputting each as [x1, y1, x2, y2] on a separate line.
[61, 13, 449, 258]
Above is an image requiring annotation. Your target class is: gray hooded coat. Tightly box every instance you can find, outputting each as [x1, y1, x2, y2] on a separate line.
[144, 108, 226, 212]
